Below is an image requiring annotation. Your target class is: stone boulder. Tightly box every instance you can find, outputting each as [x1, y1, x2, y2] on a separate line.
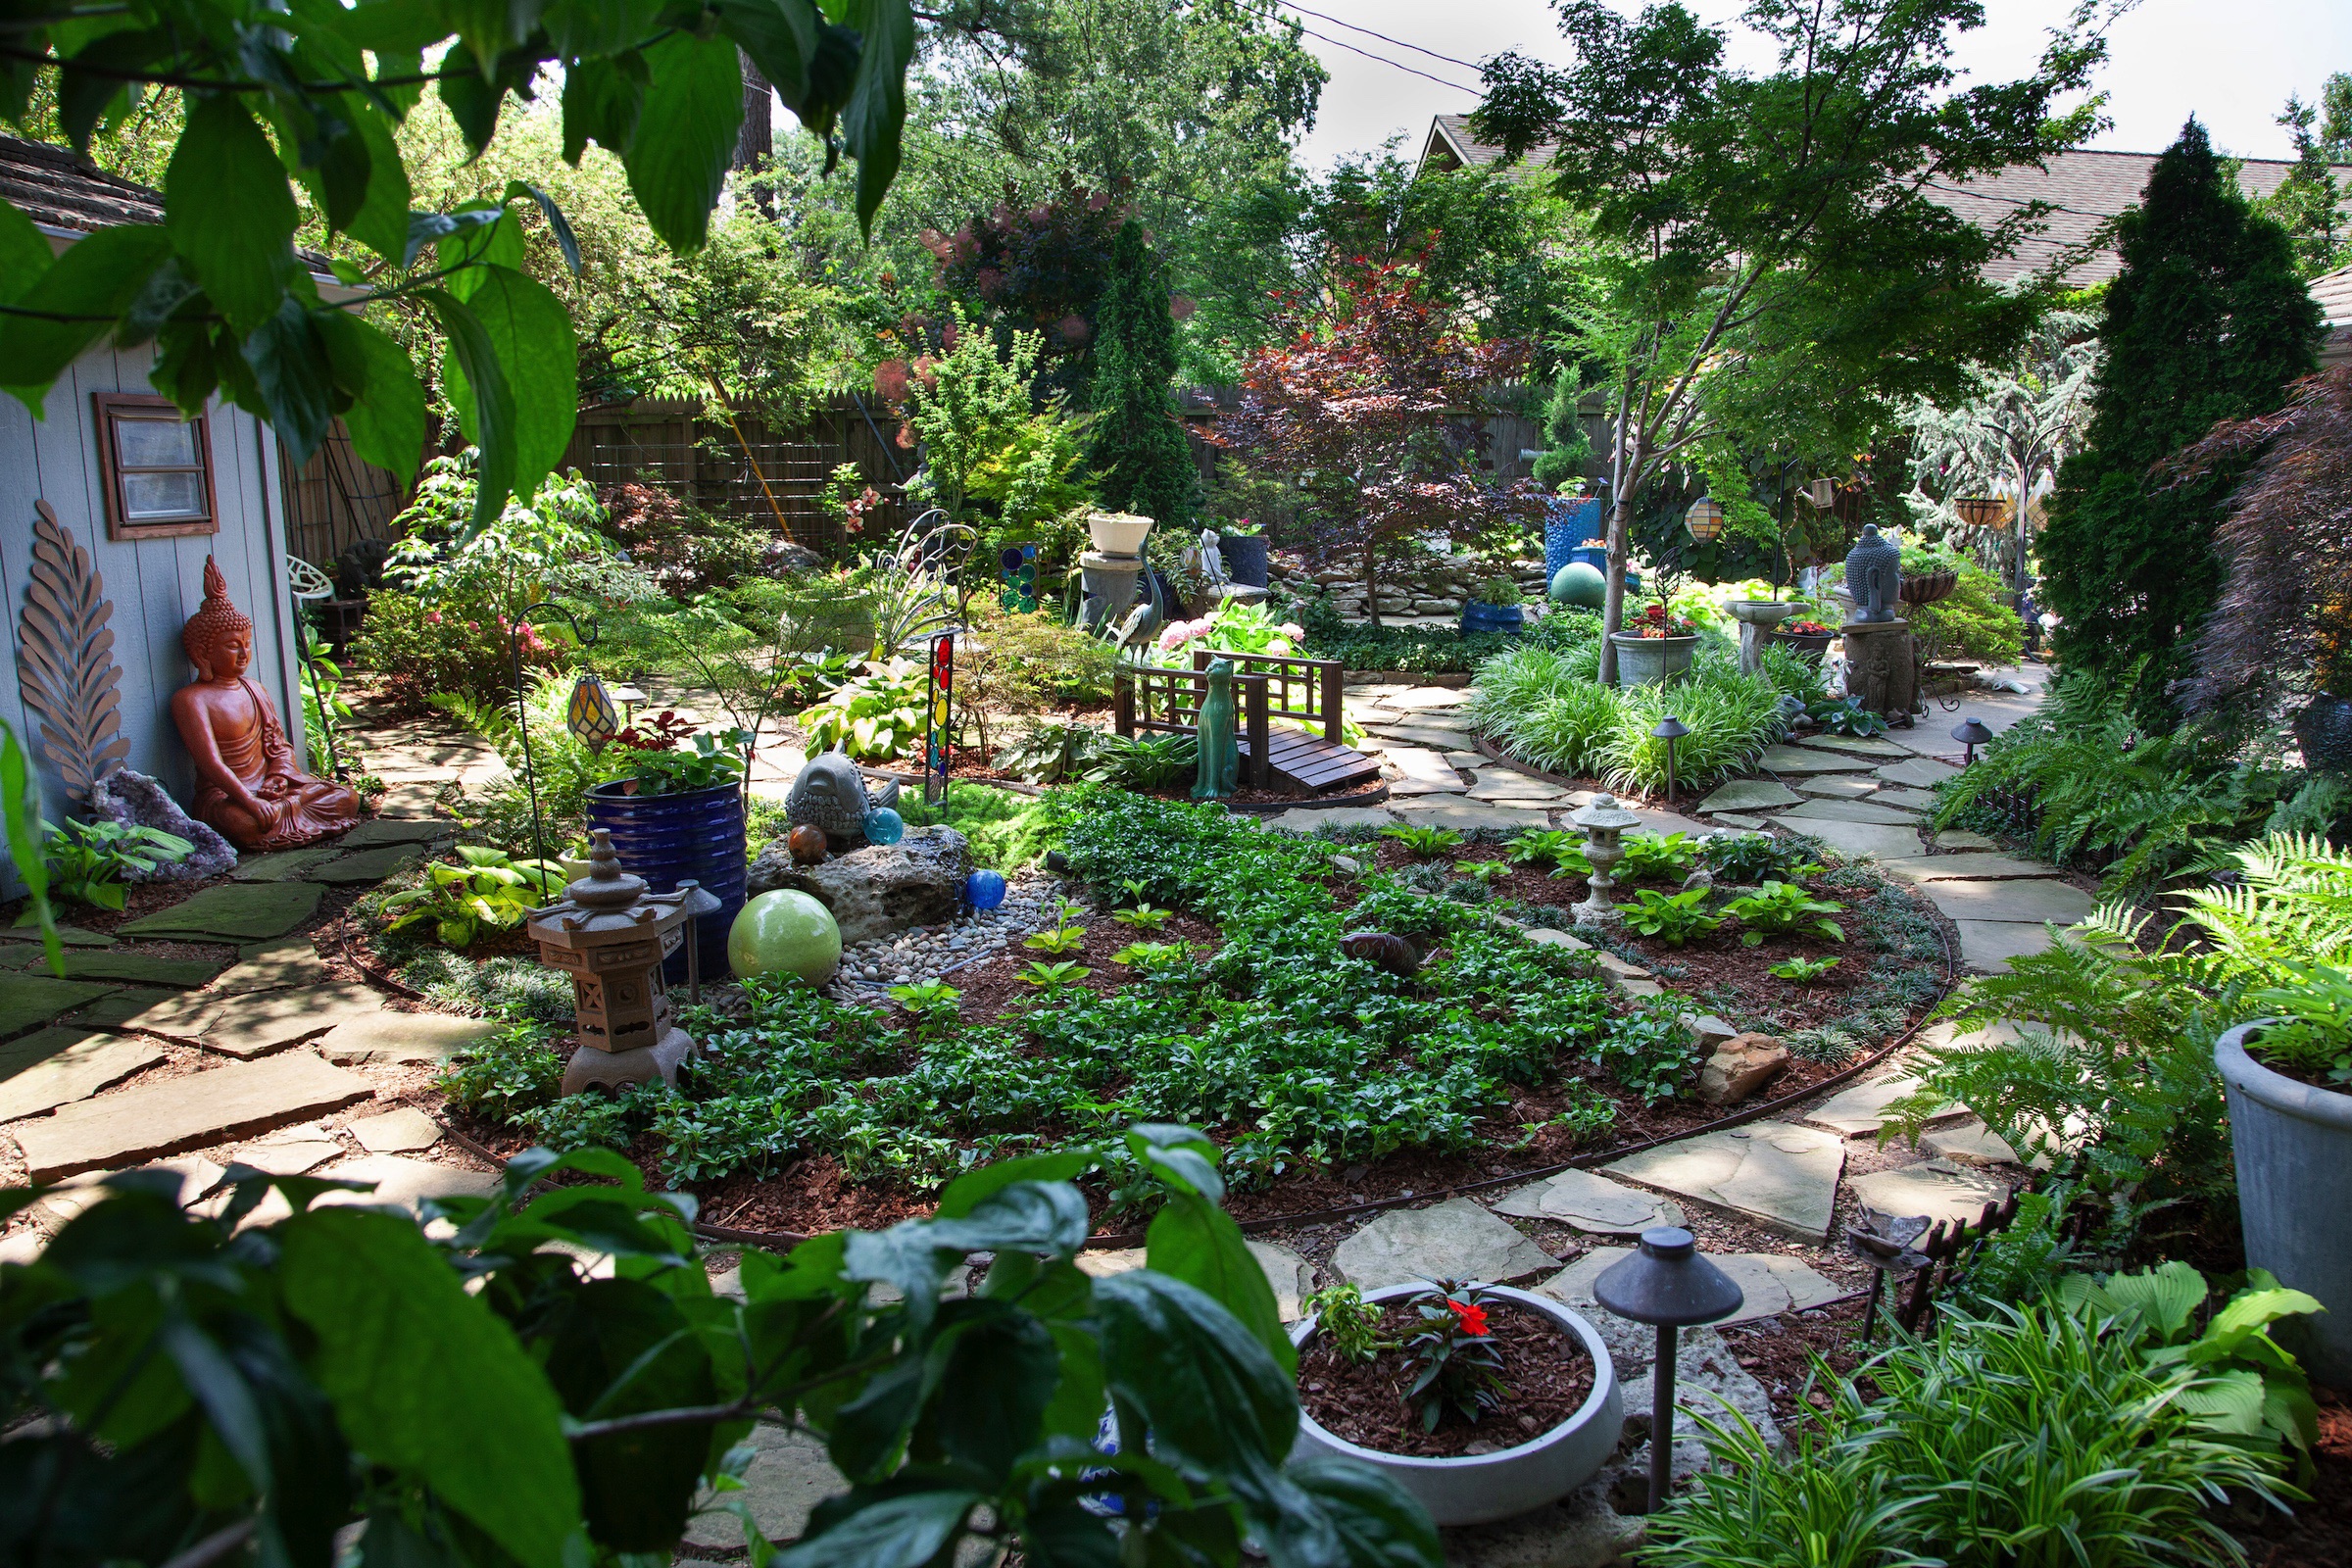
[747, 825, 968, 948]
[1694, 1032, 1790, 1105]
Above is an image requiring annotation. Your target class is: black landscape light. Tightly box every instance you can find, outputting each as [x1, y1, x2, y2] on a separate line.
[673, 878, 725, 1005]
[1593, 1227, 1744, 1513]
[1951, 715, 1994, 765]
[1652, 714, 1690, 803]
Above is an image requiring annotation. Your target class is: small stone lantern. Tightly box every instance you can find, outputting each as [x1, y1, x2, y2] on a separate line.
[528, 829, 694, 1095]
[1569, 792, 1643, 923]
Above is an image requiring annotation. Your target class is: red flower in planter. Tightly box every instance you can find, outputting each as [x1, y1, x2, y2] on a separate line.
[1445, 1298, 1490, 1337]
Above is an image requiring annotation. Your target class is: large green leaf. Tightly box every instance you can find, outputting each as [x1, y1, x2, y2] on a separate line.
[318, 311, 425, 484]
[771, 1490, 978, 1568]
[622, 31, 743, 251]
[437, 201, 527, 299]
[277, 1208, 580, 1568]
[0, 196, 55, 304]
[0, 222, 171, 415]
[241, 296, 336, 466]
[933, 1149, 1096, 1219]
[718, 0, 820, 103]
[0, 721, 59, 973]
[923, 1300, 1060, 1484]
[541, 1278, 715, 1551]
[1268, 1456, 1442, 1568]
[426, 286, 519, 531]
[838, 0, 913, 234]
[923, 1181, 1090, 1257]
[560, 51, 648, 165]
[438, 263, 574, 506]
[342, 99, 414, 264]
[1094, 1270, 1297, 1472]
[165, 95, 298, 336]
[1146, 1194, 1294, 1377]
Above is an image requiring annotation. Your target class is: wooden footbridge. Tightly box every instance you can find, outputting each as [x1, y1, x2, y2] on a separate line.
[1113, 651, 1381, 796]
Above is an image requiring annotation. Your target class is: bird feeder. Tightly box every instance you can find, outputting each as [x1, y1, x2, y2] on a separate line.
[1592, 1227, 1745, 1513]
[1567, 792, 1644, 923]
[1683, 494, 1725, 544]
[527, 829, 695, 1095]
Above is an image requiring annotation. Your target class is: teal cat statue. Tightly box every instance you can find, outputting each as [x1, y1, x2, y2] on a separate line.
[1192, 658, 1241, 801]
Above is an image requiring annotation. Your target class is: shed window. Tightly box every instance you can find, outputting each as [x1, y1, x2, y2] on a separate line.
[94, 394, 217, 540]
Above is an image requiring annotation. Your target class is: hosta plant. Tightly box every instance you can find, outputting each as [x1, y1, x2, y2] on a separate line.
[1382, 824, 1464, 858]
[41, 818, 193, 909]
[380, 848, 564, 949]
[1769, 955, 1842, 982]
[886, 978, 961, 1031]
[1724, 881, 1845, 946]
[1622, 888, 1724, 947]
[797, 658, 930, 761]
[1021, 959, 1092, 989]
[1699, 829, 1817, 885]
[1112, 902, 1177, 928]
[1023, 924, 1089, 956]
[1617, 830, 1698, 881]
[1505, 828, 1586, 869]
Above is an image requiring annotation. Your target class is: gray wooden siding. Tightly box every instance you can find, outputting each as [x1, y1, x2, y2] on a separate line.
[0, 342, 301, 865]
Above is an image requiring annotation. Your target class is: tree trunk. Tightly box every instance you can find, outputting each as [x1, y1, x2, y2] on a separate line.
[1598, 428, 1643, 687]
[736, 52, 775, 219]
[2011, 452, 2033, 612]
[1363, 542, 1383, 628]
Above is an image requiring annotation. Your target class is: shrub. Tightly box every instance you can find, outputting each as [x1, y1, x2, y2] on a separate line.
[1594, 1000, 1701, 1102]
[1700, 830, 1815, 884]
[1910, 561, 2025, 666]
[1470, 643, 1794, 795]
[1722, 880, 1844, 946]
[352, 587, 562, 710]
[957, 600, 1120, 757]
[1621, 888, 1722, 947]
[596, 480, 773, 597]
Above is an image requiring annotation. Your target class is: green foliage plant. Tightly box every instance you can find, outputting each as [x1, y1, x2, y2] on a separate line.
[1909, 562, 2026, 666]
[1113, 902, 1176, 929]
[1699, 830, 1815, 885]
[1382, 824, 1464, 859]
[296, 618, 355, 778]
[1402, 1284, 1506, 1433]
[385, 458, 616, 619]
[379, 847, 564, 951]
[1506, 828, 1585, 869]
[1087, 733, 1200, 792]
[603, 726, 751, 797]
[0, 1128, 1445, 1568]
[1110, 941, 1191, 972]
[1020, 958, 1092, 989]
[886, 979, 962, 1032]
[2238, 961, 2352, 1086]
[1088, 218, 1200, 530]
[1768, 955, 1840, 983]
[1805, 696, 1890, 738]
[41, 818, 192, 909]
[1594, 1000, 1701, 1103]
[798, 659, 931, 762]
[433, 675, 604, 858]
[1621, 889, 1723, 948]
[1724, 882, 1844, 947]
[1022, 925, 1089, 956]
[1303, 1283, 1393, 1365]
[1616, 830, 1697, 882]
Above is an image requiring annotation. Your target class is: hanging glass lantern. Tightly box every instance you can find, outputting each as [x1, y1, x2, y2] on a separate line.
[1684, 494, 1725, 544]
[565, 669, 622, 754]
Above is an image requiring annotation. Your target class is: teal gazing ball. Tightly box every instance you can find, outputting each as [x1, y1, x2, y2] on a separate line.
[966, 869, 1006, 910]
[864, 807, 905, 846]
[1550, 561, 1607, 610]
[728, 890, 841, 984]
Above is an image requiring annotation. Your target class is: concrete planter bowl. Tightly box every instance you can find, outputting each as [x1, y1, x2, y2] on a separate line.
[2217, 1021, 2352, 1388]
[1288, 1284, 1622, 1527]
[1609, 632, 1696, 687]
[1087, 512, 1154, 556]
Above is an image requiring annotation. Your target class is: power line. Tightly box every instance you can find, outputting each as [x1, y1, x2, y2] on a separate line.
[1227, 0, 1483, 95]
[1272, 1, 1486, 74]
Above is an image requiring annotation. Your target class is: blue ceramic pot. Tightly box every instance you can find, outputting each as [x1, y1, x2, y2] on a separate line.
[1461, 600, 1526, 637]
[1217, 533, 1270, 588]
[587, 779, 748, 982]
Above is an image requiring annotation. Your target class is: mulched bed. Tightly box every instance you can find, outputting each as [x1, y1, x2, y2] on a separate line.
[2230, 1386, 2352, 1568]
[1298, 1298, 1596, 1459]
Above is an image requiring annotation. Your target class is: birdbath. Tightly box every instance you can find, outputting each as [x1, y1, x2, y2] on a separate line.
[1569, 792, 1644, 923]
[1725, 598, 1794, 674]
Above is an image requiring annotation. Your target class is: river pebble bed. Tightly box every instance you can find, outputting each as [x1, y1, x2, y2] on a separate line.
[822, 870, 1073, 996]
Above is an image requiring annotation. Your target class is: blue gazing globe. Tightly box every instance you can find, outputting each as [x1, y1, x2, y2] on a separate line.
[863, 807, 905, 846]
[966, 869, 1007, 910]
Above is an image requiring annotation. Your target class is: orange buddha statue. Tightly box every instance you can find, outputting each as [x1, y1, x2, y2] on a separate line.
[171, 558, 359, 850]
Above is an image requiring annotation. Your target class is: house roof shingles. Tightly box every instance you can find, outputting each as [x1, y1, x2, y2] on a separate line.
[0, 133, 165, 234]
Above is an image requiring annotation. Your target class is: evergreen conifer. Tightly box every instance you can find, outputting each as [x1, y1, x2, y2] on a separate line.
[2038, 120, 2322, 718]
[1087, 220, 1200, 531]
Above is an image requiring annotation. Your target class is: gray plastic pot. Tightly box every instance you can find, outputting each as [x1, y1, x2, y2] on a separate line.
[1289, 1284, 1623, 1527]
[2217, 1021, 2352, 1389]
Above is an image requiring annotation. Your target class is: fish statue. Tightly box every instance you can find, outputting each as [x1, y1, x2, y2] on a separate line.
[788, 748, 901, 853]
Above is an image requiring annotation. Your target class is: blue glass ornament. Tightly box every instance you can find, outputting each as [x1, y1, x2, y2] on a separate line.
[863, 806, 905, 846]
[966, 868, 1007, 910]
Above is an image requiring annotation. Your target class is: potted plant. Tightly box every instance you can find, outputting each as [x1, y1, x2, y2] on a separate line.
[586, 714, 753, 981]
[1610, 601, 1698, 686]
[1216, 519, 1270, 588]
[1768, 616, 1838, 662]
[1461, 574, 1527, 636]
[2216, 974, 2352, 1387]
[1288, 1280, 1622, 1527]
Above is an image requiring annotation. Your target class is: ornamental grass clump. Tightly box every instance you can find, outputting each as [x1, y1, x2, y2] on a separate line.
[1470, 642, 1798, 795]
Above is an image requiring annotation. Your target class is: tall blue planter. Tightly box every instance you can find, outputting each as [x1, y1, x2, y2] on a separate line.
[586, 780, 748, 983]
[1461, 601, 1526, 637]
[1544, 498, 1604, 581]
[1218, 533, 1270, 588]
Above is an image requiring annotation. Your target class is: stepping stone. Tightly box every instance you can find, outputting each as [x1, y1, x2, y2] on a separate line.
[1803, 1074, 1962, 1136]
[1261, 806, 1396, 836]
[231, 847, 341, 882]
[1794, 734, 1911, 759]
[12, 1052, 373, 1182]
[0, 1031, 166, 1121]
[0, 975, 120, 1039]
[118, 882, 325, 942]
[1873, 758, 1961, 790]
[26, 1156, 226, 1234]
[1766, 817, 1922, 860]
[1522, 928, 1593, 953]
[308, 845, 429, 885]
[1953, 919, 2057, 974]
[1491, 1168, 1686, 1234]
[1542, 1246, 1837, 1325]
[1711, 813, 1767, 831]
[211, 938, 332, 996]
[314, 1153, 503, 1215]
[1846, 1159, 2012, 1228]
[349, 1105, 442, 1153]
[65, 986, 174, 1028]
[1874, 787, 1942, 812]
[1795, 775, 1882, 799]
[370, 783, 445, 817]
[340, 818, 453, 847]
[316, 1011, 501, 1065]
[1605, 1122, 1847, 1242]
[1881, 854, 2062, 883]
[1465, 775, 1570, 803]
[1933, 830, 1999, 852]
[1698, 780, 1802, 813]
[232, 1122, 346, 1176]
[1072, 1240, 1318, 1322]
[132, 983, 391, 1058]
[0, 923, 115, 947]
[1755, 746, 1877, 776]
[1390, 800, 1555, 834]
[1627, 808, 1713, 837]
[19, 949, 225, 989]
[1331, 1198, 1559, 1290]
[1387, 688, 1471, 710]
[1921, 1118, 2034, 1169]
[1443, 751, 1485, 770]
[1383, 747, 1467, 789]
[679, 1424, 845, 1551]
[1779, 797, 1921, 826]
[1387, 777, 1468, 798]
[1374, 725, 1483, 751]
[1920, 878, 2094, 926]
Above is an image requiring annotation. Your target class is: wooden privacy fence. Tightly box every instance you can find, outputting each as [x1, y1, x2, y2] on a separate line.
[279, 423, 406, 571]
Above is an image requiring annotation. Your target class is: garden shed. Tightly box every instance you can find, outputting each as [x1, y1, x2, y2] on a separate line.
[0, 135, 311, 840]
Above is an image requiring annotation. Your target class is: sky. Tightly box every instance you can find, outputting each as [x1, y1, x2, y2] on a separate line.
[1286, 0, 2352, 172]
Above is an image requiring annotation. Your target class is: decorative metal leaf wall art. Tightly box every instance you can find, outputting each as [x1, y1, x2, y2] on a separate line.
[18, 500, 129, 803]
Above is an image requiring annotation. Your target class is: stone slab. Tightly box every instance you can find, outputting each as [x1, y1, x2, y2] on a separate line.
[1755, 746, 1877, 776]
[1846, 1159, 2012, 1227]
[317, 1011, 502, 1065]
[1550, 1249, 1843, 1326]
[12, 1052, 374, 1181]
[1260, 806, 1398, 836]
[210, 938, 332, 996]
[1873, 758, 1961, 790]
[66, 986, 175, 1027]
[1465, 776, 1572, 803]
[1920, 877, 2095, 926]
[313, 1153, 503, 1214]
[1390, 800, 1558, 834]
[340, 818, 455, 847]
[1932, 830, 1999, 852]
[231, 848, 341, 882]
[1490, 1169, 1686, 1235]
[1697, 780, 1802, 814]
[1605, 1121, 1847, 1242]
[20, 949, 225, 988]
[0, 923, 115, 947]
[1384, 747, 1468, 789]
[308, 845, 428, 885]
[1386, 688, 1471, 710]
[1952, 919, 2057, 974]
[0, 975, 120, 1039]
[1331, 1198, 1559, 1290]
[135, 982, 390, 1057]
[1793, 775, 1882, 799]
[0, 1031, 166, 1121]
[231, 1123, 346, 1176]
[1386, 777, 1469, 798]
[1765, 817, 1922, 861]
[1881, 854, 2063, 883]
[1372, 724, 1482, 751]
[1794, 734, 1911, 759]
[1777, 797, 1923, 826]
[118, 882, 325, 942]
[1802, 1074, 1963, 1137]
[27, 1156, 225, 1234]
[1711, 814, 1767, 831]
[679, 1423, 843, 1551]
[1921, 1118, 2036, 1169]
[1522, 928, 1593, 954]
[1873, 788, 1943, 812]
[349, 1105, 443, 1153]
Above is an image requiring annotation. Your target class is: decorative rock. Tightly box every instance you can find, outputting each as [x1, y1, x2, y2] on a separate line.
[0, 974, 120, 1038]
[1390, 800, 1549, 834]
[1711, 813, 1767, 831]
[1330, 1198, 1559, 1291]
[1383, 747, 1467, 790]
[21, 949, 223, 989]
[1694, 1033, 1790, 1105]
[1683, 1014, 1738, 1052]
[729, 890, 844, 984]
[785, 751, 901, 852]
[1605, 1122, 1847, 1242]
[1778, 797, 1922, 826]
[210, 938, 331, 996]
[348, 1105, 443, 1153]
[26, 1157, 225, 1234]
[233, 1123, 345, 1176]
[1922, 1118, 2034, 1168]
[12, 1052, 373, 1182]
[1846, 1159, 2012, 1228]
[1374, 724, 1483, 751]
[308, 845, 429, 884]
[66, 986, 173, 1027]
[118, 881, 325, 941]
[787, 823, 828, 864]
[1697, 780, 1802, 814]
[678, 1424, 844, 1552]
[1919, 877, 2094, 925]
[1491, 1169, 1686, 1235]
[1522, 927, 1592, 953]
[88, 769, 238, 881]
[0, 1031, 165, 1120]
[1544, 1249, 1840, 1326]
[1765, 816, 1922, 860]
[0, 922, 114, 947]
[1881, 854, 2062, 883]
[1465, 774, 1569, 803]
[749, 825, 967, 949]
[1872, 787, 1943, 812]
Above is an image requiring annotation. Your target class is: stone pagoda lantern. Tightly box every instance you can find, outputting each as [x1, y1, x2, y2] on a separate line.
[528, 829, 695, 1095]
[1568, 792, 1644, 924]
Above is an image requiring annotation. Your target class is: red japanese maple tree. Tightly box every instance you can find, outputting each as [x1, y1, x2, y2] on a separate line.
[1219, 259, 1543, 624]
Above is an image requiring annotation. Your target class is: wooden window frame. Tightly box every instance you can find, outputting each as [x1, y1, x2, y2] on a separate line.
[93, 393, 218, 541]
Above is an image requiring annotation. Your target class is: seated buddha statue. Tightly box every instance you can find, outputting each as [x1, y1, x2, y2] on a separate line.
[171, 558, 359, 850]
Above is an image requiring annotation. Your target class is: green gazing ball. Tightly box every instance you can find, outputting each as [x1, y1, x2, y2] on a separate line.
[728, 890, 842, 985]
[1550, 561, 1607, 610]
